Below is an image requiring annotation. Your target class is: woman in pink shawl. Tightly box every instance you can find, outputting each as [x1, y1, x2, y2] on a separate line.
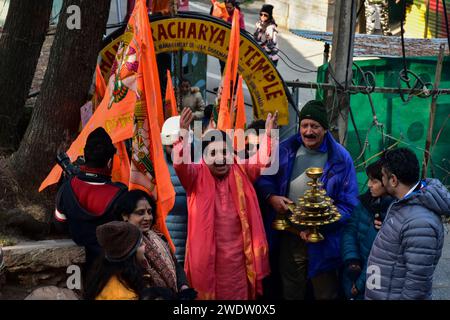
[172, 108, 277, 300]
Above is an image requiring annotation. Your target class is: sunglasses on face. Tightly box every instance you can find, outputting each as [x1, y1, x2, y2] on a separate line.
[260, 13, 269, 17]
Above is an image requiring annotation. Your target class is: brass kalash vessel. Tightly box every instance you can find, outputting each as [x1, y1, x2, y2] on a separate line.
[272, 167, 341, 242]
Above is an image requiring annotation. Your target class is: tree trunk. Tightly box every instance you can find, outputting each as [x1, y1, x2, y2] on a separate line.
[0, 0, 53, 151]
[10, 0, 111, 193]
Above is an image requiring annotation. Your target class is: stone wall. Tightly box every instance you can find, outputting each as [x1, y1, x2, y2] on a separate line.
[266, 0, 335, 32]
[1, 239, 85, 299]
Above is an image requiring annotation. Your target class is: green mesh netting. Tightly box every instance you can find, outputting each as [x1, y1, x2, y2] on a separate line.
[317, 57, 450, 192]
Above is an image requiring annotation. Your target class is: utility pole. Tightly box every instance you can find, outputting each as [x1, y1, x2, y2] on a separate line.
[327, 0, 358, 144]
[421, 43, 445, 179]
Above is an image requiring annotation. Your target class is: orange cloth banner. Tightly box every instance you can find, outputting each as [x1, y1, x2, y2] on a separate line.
[39, 88, 135, 191]
[165, 69, 178, 117]
[92, 64, 107, 111]
[128, 0, 175, 251]
[40, 0, 175, 251]
[210, 0, 229, 21]
[217, 9, 240, 130]
[111, 141, 131, 186]
[234, 75, 246, 130]
[95, 64, 106, 99]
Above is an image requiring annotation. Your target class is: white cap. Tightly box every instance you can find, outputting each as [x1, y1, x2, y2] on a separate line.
[161, 116, 181, 146]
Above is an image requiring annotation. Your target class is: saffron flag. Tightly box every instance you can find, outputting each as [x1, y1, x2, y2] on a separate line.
[95, 64, 130, 186]
[111, 141, 131, 186]
[95, 64, 106, 100]
[92, 64, 107, 111]
[127, 0, 176, 251]
[165, 69, 178, 117]
[233, 75, 245, 151]
[234, 75, 246, 130]
[39, 71, 136, 192]
[217, 8, 240, 130]
[39, 12, 147, 192]
[40, 0, 175, 251]
[210, 0, 229, 21]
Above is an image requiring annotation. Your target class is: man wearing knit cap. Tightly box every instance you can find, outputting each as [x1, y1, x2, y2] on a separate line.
[55, 127, 127, 269]
[256, 100, 358, 300]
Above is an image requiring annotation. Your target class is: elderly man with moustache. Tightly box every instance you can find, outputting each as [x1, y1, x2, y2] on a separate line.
[255, 99, 359, 300]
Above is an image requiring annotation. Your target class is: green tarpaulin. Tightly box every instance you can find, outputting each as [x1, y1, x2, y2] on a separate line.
[317, 56, 450, 192]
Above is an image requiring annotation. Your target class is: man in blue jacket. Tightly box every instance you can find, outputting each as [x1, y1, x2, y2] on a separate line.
[255, 100, 358, 300]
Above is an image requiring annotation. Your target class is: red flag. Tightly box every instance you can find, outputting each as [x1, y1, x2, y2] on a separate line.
[128, 0, 175, 251]
[217, 9, 240, 130]
[165, 69, 178, 117]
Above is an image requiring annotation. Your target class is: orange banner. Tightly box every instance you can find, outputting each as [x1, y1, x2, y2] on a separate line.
[128, 0, 175, 251]
[39, 88, 135, 191]
[211, 0, 229, 21]
[112, 141, 130, 186]
[95, 64, 106, 99]
[234, 75, 246, 130]
[217, 9, 240, 130]
[165, 69, 178, 117]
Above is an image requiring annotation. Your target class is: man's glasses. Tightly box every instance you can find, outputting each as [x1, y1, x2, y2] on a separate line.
[260, 13, 269, 17]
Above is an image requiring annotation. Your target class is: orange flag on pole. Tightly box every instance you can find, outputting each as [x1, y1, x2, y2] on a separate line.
[217, 8, 240, 130]
[127, 0, 175, 251]
[165, 69, 178, 117]
[39, 75, 136, 192]
[234, 75, 246, 130]
[111, 141, 130, 186]
[40, 2, 175, 251]
[210, 0, 229, 21]
[95, 64, 106, 99]
[92, 64, 107, 111]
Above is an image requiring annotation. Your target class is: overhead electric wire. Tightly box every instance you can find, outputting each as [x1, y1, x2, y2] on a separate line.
[277, 48, 318, 73]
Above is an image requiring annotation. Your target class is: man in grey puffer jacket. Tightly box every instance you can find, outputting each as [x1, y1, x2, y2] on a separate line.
[365, 148, 450, 300]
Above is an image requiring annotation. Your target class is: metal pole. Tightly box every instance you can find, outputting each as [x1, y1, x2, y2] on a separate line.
[421, 43, 445, 179]
[116, 0, 123, 22]
[328, 0, 357, 144]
